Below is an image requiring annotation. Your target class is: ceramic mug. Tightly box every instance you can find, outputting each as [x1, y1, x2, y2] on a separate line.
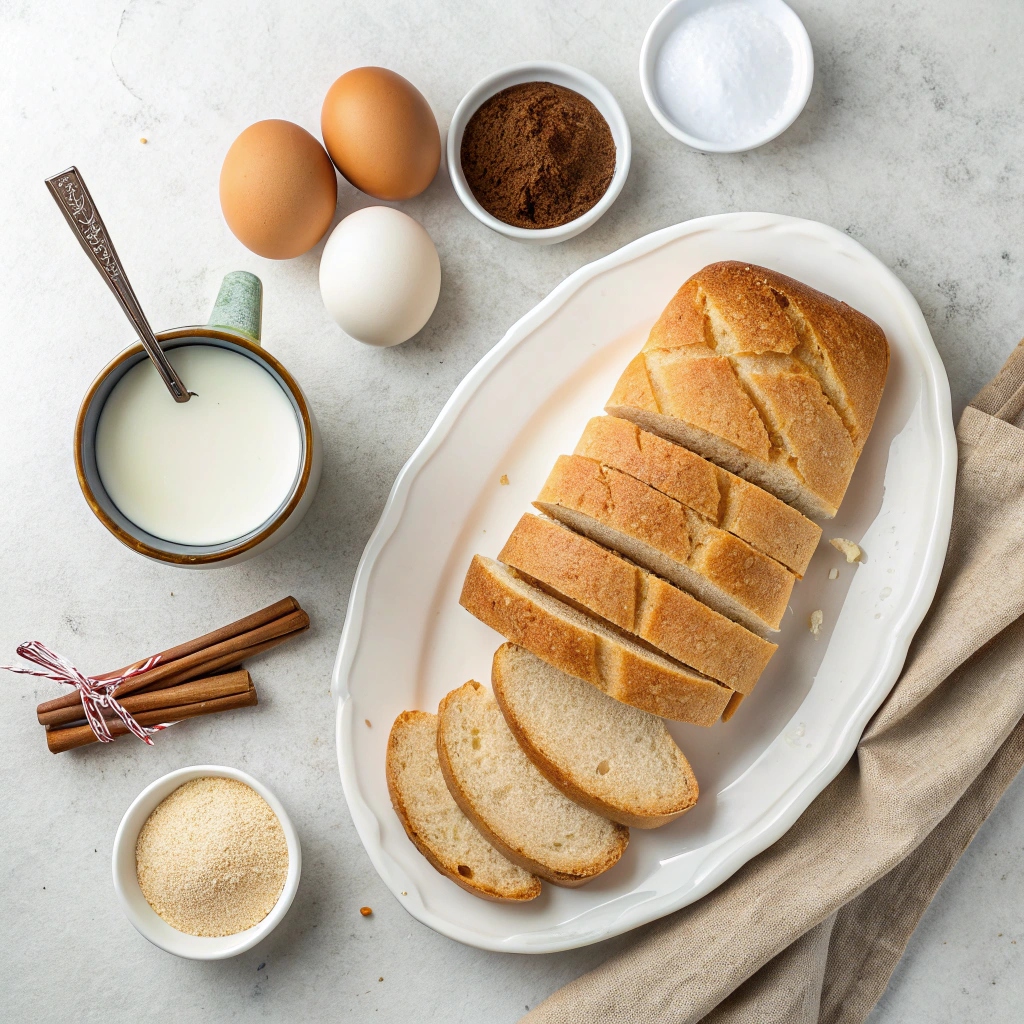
[75, 272, 322, 567]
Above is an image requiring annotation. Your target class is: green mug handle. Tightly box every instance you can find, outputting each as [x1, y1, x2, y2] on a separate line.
[207, 271, 263, 345]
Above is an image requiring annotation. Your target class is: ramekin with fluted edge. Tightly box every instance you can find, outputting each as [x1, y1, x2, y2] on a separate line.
[112, 765, 301, 959]
[447, 61, 631, 244]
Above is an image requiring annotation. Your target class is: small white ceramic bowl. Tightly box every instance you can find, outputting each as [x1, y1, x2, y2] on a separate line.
[447, 61, 631, 244]
[112, 765, 301, 959]
[639, 0, 814, 153]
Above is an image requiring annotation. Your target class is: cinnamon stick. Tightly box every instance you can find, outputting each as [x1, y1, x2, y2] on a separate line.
[36, 607, 307, 719]
[46, 685, 259, 754]
[129, 619, 308, 694]
[38, 669, 251, 729]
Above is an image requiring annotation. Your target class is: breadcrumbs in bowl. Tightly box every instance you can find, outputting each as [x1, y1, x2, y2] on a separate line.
[135, 777, 289, 937]
[112, 765, 301, 960]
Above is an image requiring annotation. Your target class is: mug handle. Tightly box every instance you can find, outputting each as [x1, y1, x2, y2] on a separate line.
[207, 271, 263, 345]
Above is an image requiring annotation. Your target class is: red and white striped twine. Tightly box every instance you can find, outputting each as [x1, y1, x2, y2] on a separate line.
[3, 641, 172, 744]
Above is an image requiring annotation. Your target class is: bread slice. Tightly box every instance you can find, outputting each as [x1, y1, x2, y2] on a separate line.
[606, 262, 889, 519]
[386, 711, 541, 902]
[534, 455, 795, 636]
[575, 415, 821, 577]
[436, 681, 629, 886]
[722, 692, 745, 722]
[492, 644, 698, 828]
[498, 514, 774, 693]
[460, 554, 732, 724]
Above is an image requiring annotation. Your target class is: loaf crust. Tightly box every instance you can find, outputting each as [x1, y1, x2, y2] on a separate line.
[607, 262, 889, 518]
[534, 455, 796, 634]
[459, 554, 732, 724]
[576, 415, 822, 575]
[498, 513, 775, 693]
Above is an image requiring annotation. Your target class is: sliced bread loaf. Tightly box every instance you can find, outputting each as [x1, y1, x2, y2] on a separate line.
[534, 454, 795, 636]
[575, 415, 821, 576]
[498, 513, 774, 693]
[386, 710, 541, 901]
[436, 681, 629, 886]
[459, 554, 732, 724]
[605, 262, 889, 519]
[492, 644, 698, 828]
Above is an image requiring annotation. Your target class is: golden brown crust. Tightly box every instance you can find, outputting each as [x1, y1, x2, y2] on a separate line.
[385, 711, 541, 902]
[459, 555, 732, 724]
[575, 416, 721, 520]
[752, 264, 890, 453]
[538, 455, 693, 562]
[499, 514, 775, 693]
[716, 466, 821, 577]
[736, 356, 854, 512]
[577, 416, 821, 575]
[435, 684, 628, 887]
[460, 553, 602, 685]
[636, 575, 774, 694]
[645, 278, 710, 352]
[491, 646, 698, 829]
[535, 456, 795, 632]
[647, 348, 773, 460]
[686, 518, 794, 631]
[608, 353, 660, 414]
[721, 691, 745, 722]
[499, 512, 638, 631]
[609, 262, 889, 518]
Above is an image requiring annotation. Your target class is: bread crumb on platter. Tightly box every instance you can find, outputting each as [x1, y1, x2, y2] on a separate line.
[828, 567, 839, 580]
[830, 538, 862, 563]
[809, 609, 823, 635]
[499, 474, 510, 486]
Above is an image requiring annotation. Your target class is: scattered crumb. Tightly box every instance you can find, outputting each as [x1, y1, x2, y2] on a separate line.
[400, 891, 407, 896]
[830, 538, 863, 563]
[378, 977, 384, 982]
[809, 609, 823, 635]
[364, 719, 372, 728]
[359, 906, 373, 917]
[499, 474, 509, 486]
[828, 567, 839, 581]
[170, 591, 174, 596]
[140, 137, 148, 144]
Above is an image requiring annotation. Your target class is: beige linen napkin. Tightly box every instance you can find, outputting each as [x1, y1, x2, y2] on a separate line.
[524, 340, 1024, 1024]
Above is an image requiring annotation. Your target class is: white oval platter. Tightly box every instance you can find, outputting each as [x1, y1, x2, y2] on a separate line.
[332, 213, 956, 954]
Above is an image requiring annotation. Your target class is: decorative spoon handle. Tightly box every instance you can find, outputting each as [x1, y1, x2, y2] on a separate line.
[45, 166, 191, 403]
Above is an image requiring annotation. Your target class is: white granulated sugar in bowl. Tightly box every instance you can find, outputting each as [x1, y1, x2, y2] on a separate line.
[654, 0, 801, 147]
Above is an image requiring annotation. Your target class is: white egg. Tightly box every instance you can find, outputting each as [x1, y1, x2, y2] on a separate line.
[319, 206, 441, 347]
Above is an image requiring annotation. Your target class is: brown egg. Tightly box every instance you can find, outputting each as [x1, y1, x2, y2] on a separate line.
[321, 68, 440, 201]
[220, 119, 338, 259]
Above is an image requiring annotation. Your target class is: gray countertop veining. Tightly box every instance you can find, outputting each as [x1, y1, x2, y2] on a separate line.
[2, 1, 1022, 1020]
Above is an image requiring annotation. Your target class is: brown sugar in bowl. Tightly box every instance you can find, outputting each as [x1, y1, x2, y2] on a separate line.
[447, 61, 631, 245]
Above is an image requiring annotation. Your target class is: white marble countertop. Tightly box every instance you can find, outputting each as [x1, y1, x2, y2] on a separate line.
[3, 1, 1023, 1020]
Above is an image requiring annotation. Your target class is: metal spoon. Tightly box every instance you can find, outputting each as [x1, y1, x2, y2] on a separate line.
[45, 166, 191, 403]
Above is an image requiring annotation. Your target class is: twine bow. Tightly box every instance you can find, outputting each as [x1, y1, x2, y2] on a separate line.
[4, 641, 170, 744]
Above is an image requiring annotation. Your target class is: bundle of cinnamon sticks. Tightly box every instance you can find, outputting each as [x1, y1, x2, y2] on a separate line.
[37, 597, 308, 753]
